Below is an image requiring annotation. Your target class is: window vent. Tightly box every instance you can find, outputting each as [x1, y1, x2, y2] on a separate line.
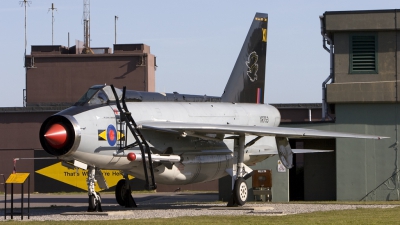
[350, 35, 377, 74]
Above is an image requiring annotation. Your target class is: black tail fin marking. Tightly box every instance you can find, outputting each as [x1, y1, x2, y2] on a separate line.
[221, 12, 268, 104]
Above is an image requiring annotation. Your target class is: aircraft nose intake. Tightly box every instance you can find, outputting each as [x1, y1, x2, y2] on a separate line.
[40, 115, 79, 156]
[44, 123, 67, 149]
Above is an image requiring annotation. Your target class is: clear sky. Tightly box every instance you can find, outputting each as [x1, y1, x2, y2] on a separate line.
[0, 1, 398, 107]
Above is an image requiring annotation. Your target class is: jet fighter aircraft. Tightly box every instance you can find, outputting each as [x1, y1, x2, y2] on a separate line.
[39, 12, 387, 211]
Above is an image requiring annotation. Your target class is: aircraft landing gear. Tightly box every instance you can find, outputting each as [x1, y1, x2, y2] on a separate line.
[227, 135, 250, 207]
[234, 177, 248, 206]
[87, 166, 102, 212]
[228, 177, 248, 207]
[115, 173, 137, 207]
[89, 193, 101, 210]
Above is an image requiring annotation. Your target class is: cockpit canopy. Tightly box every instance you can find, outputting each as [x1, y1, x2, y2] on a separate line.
[74, 85, 221, 106]
[74, 85, 121, 106]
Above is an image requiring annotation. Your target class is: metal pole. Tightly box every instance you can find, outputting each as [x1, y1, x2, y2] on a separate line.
[24, 1, 27, 108]
[21, 183, 23, 220]
[4, 183, 6, 219]
[115, 16, 118, 45]
[24, 0, 27, 58]
[28, 175, 30, 219]
[88, 0, 90, 48]
[52, 4, 53, 44]
[11, 183, 13, 219]
[50, 3, 57, 45]
[20, 0, 31, 107]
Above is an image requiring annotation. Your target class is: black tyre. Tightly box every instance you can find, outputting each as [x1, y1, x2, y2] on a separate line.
[115, 179, 130, 206]
[88, 194, 96, 211]
[88, 193, 101, 211]
[97, 193, 101, 204]
[234, 177, 248, 206]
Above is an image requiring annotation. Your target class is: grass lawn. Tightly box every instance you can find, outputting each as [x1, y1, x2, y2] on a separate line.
[2, 205, 400, 224]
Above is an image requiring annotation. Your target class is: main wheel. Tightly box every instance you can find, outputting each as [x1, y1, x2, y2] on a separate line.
[234, 177, 248, 206]
[115, 179, 130, 206]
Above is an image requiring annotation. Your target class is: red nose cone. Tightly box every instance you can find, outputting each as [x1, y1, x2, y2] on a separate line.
[127, 152, 136, 161]
[44, 123, 67, 149]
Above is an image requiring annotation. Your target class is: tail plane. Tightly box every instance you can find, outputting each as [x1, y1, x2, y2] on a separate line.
[221, 12, 268, 104]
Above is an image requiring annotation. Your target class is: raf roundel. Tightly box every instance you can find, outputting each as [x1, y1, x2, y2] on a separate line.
[107, 124, 117, 146]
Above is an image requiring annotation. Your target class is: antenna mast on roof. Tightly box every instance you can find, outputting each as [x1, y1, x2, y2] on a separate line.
[115, 15, 118, 44]
[20, 0, 31, 60]
[20, 0, 31, 107]
[82, 0, 93, 54]
[49, 3, 57, 45]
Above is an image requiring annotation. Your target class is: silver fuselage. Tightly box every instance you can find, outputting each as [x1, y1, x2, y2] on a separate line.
[55, 102, 281, 185]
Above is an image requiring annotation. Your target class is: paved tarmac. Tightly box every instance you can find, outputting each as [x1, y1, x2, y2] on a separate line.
[0, 192, 397, 221]
[0, 191, 219, 209]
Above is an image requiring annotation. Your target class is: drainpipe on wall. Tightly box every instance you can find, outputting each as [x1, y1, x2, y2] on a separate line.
[320, 15, 334, 121]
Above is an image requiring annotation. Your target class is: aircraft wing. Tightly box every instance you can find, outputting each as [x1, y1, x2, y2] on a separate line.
[137, 121, 388, 140]
[248, 149, 334, 155]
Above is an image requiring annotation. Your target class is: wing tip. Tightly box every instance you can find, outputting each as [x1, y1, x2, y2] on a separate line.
[377, 136, 390, 140]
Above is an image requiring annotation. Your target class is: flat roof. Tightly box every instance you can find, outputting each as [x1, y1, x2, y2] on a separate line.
[324, 9, 398, 15]
[0, 103, 322, 113]
[271, 103, 322, 109]
[0, 106, 67, 113]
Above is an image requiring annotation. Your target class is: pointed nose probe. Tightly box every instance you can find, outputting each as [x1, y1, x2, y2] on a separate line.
[44, 123, 67, 149]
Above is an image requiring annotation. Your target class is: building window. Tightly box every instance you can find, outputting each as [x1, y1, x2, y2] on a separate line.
[349, 34, 378, 74]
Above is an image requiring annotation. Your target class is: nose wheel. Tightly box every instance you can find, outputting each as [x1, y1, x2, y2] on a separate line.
[86, 166, 103, 212]
[88, 193, 102, 212]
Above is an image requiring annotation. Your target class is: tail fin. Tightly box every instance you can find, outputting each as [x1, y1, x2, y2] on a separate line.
[221, 12, 268, 104]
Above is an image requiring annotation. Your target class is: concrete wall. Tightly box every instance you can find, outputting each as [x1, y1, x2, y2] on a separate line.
[327, 31, 399, 103]
[322, 10, 400, 201]
[0, 110, 55, 193]
[333, 32, 397, 83]
[0, 112, 49, 150]
[334, 103, 399, 201]
[325, 10, 398, 31]
[288, 104, 400, 201]
[249, 155, 289, 202]
[324, 10, 400, 103]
